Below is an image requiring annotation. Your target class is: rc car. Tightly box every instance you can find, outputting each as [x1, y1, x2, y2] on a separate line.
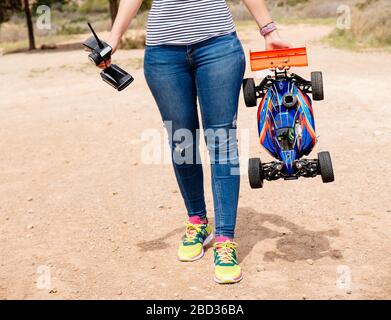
[243, 47, 334, 188]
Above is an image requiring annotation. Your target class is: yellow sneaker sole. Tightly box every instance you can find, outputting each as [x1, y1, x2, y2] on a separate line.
[214, 272, 243, 284]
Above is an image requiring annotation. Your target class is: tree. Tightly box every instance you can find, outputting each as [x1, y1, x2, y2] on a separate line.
[0, 0, 22, 24]
[23, 0, 36, 50]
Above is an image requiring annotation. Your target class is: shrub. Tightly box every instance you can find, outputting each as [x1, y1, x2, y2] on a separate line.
[327, 0, 391, 49]
[119, 33, 146, 49]
[79, 0, 108, 14]
[140, 0, 153, 11]
[351, 0, 391, 46]
[57, 23, 85, 35]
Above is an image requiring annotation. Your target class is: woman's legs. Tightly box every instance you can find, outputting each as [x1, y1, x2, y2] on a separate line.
[144, 46, 207, 219]
[144, 34, 245, 238]
[144, 34, 246, 282]
[193, 33, 246, 239]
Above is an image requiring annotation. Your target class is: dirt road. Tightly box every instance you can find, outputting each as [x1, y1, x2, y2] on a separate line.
[1, 24, 390, 300]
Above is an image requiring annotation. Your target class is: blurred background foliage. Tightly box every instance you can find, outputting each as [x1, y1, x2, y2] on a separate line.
[0, 0, 390, 53]
[327, 0, 391, 49]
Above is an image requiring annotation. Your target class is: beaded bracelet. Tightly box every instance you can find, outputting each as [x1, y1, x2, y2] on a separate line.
[260, 22, 277, 37]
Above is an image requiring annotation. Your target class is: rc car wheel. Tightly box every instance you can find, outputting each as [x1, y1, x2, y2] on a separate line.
[248, 158, 264, 189]
[243, 78, 257, 107]
[318, 151, 334, 183]
[311, 71, 324, 101]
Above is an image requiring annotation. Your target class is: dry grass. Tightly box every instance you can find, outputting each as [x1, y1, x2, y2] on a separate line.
[230, 0, 342, 27]
[0, 20, 25, 42]
[351, 0, 391, 46]
[119, 32, 146, 50]
[265, 0, 350, 20]
[228, 3, 252, 21]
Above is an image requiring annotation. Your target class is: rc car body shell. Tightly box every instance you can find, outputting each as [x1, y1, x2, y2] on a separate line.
[257, 79, 317, 174]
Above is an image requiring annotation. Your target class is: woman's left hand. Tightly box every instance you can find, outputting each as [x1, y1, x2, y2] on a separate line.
[264, 30, 291, 50]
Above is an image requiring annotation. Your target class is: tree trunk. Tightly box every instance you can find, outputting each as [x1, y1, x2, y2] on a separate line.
[23, 0, 35, 50]
[109, 0, 120, 26]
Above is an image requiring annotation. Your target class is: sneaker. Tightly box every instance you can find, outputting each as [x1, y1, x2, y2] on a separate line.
[177, 218, 213, 262]
[213, 239, 243, 284]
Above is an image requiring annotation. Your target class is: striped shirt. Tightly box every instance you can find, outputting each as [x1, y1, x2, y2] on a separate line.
[146, 0, 236, 46]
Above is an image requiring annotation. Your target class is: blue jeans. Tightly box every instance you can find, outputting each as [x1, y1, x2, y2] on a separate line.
[144, 32, 245, 238]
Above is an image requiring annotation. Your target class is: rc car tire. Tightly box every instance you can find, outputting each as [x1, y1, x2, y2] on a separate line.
[243, 78, 257, 107]
[318, 151, 334, 183]
[248, 158, 264, 189]
[311, 71, 324, 101]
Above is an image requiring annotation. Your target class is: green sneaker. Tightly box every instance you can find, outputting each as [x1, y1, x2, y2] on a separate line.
[213, 240, 243, 284]
[177, 221, 213, 262]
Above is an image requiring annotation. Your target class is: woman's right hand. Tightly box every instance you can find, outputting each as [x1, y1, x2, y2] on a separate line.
[264, 30, 291, 51]
[97, 35, 120, 69]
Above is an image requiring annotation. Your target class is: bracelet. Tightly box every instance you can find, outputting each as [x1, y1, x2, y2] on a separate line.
[260, 22, 277, 37]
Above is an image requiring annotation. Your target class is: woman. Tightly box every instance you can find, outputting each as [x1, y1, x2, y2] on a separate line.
[103, 0, 290, 284]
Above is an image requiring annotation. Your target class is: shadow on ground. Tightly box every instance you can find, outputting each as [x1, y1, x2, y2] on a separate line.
[237, 207, 342, 263]
[137, 207, 343, 264]
[137, 226, 184, 251]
